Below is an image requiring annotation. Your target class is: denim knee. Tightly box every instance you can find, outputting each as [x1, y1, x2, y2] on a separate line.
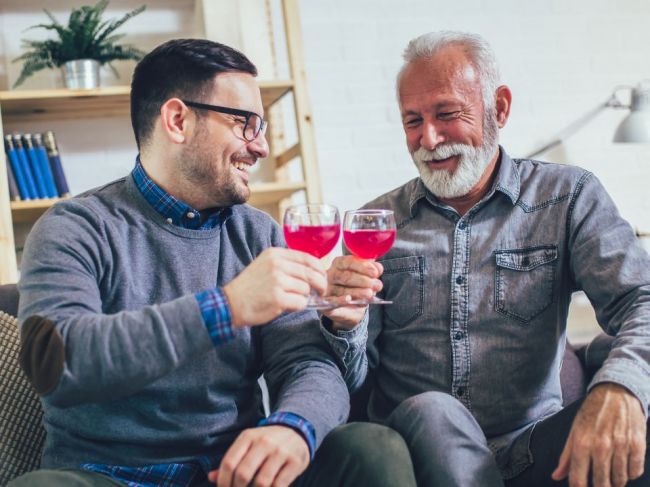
[395, 390, 465, 417]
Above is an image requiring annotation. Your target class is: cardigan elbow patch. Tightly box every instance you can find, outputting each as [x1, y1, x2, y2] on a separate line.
[19, 315, 65, 395]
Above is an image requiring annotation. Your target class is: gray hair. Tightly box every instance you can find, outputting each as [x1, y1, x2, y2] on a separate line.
[398, 31, 500, 109]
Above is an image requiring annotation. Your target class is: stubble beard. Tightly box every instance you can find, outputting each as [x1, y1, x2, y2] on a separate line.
[411, 107, 500, 199]
[179, 125, 250, 207]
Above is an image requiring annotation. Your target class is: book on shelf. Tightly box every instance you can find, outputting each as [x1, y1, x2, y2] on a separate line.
[5, 156, 20, 201]
[4, 131, 70, 201]
[43, 131, 70, 198]
[25, 133, 58, 198]
[5, 134, 33, 200]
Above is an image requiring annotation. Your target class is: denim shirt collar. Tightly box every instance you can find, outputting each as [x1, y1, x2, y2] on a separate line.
[408, 146, 520, 217]
[131, 157, 232, 230]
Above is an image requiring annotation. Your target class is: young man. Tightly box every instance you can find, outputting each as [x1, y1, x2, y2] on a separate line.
[322, 31, 650, 487]
[12, 39, 415, 487]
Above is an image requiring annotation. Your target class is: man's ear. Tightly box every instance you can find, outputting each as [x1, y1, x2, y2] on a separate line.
[159, 98, 193, 144]
[494, 85, 512, 128]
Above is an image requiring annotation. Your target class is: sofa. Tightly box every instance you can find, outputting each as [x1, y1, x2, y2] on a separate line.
[0, 283, 614, 484]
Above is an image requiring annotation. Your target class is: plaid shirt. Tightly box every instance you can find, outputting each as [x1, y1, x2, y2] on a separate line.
[80, 159, 316, 486]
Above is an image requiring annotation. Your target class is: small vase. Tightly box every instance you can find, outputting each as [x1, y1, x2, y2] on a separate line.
[61, 59, 101, 90]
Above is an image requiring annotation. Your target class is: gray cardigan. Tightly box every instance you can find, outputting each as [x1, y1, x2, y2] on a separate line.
[18, 174, 349, 468]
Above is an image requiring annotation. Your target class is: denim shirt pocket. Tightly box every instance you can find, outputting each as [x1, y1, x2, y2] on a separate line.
[494, 245, 558, 324]
[380, 255, 425, 327]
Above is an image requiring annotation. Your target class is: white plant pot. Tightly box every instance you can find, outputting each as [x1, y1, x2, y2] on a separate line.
[61, 59, 101, 90]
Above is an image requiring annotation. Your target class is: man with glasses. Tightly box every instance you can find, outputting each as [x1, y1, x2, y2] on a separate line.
[322, 31, 650, 487]
[11, 39, 416, 487]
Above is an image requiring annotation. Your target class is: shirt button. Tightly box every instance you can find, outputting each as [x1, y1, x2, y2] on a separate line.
[522, 257, 530, 267]
[187, 212, 196, 219]
[454, 331, 463, 340]
[455, 275, 464, 285]
[458, 221, 466, 230]
[165, 218, 173, 224]
[457, 387, 465, 397]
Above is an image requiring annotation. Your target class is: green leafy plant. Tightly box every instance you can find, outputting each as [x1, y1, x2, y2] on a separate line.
[12, 0, 146, 88]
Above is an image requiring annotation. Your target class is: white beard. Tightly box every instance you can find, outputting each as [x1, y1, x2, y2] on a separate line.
[411, 113, 499, 199]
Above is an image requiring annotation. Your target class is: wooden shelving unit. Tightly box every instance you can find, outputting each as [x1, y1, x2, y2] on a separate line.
[0, 0, 322, 284]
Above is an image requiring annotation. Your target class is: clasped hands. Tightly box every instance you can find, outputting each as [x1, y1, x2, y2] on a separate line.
[222, 250, 381, 330]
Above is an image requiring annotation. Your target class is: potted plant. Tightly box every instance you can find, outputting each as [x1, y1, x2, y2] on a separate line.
[12, 0, 146, 90]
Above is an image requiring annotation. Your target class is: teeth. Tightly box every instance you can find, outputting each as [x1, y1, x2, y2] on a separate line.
[233, 161, 249, 171]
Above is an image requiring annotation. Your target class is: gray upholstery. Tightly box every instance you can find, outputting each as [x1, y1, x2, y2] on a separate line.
[0, 284, 19, 317]
[0, 309, 46, 485]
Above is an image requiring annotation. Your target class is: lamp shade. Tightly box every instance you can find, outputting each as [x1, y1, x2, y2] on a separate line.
[613, 82, 650, 143]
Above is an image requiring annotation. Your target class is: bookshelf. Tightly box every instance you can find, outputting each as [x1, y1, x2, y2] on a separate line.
[0, 0, 322, 284]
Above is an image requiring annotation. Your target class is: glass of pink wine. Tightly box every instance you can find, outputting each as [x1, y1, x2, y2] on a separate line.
[343, 209, 396, 305]
[283, 203, 341, 310]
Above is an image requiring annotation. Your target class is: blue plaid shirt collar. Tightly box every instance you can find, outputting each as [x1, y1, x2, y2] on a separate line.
[132, 157, 232, 230]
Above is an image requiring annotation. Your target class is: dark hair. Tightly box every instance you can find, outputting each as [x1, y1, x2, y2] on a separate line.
[130, 38, 257, 149]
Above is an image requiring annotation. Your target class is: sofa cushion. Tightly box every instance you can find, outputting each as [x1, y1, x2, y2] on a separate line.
[0, 311, 46, 484]
[0, 284, 19, 317]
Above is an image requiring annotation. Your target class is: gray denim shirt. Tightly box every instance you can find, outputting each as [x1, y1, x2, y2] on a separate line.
[323, 147, 650, 478]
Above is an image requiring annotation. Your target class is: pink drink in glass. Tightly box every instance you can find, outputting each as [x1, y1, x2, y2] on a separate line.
[284, 224, 341, 258]
[343, 229, 396, 259]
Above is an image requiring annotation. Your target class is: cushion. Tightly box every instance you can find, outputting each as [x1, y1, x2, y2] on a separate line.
[0, 284, 19, 317]
[0, 311, 46, 484]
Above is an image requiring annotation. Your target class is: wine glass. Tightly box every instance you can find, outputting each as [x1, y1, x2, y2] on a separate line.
[283, 204, 341, 309]
[343, 209, 396, 305]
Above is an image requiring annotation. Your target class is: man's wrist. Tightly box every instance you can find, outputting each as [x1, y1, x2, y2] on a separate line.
[258, 412, 316, 459]
[321, 314, 361, 333]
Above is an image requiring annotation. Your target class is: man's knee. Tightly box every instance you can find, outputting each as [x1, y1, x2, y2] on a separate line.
[323, 422, 411, 464]
[388, 391, 486, 445]
[393, 390, 468, 422]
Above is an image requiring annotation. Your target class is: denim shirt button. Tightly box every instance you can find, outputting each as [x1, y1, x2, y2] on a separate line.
[456, 387, 465, 397]
[521, 256, 530, 267]
[455, 275, 464, 285]
[458, 221, 467, 230]
[454, 331, 463, 340]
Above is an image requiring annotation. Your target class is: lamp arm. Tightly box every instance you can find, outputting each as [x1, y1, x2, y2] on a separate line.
[525, 95, 623, 159]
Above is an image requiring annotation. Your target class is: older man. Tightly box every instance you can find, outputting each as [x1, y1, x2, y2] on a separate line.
[11, 39, 415, 487]
[322, 31, 650, 487]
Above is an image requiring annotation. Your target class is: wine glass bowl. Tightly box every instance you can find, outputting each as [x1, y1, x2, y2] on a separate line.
[283, 204, 341, 309]
[343, 209, 396, 305]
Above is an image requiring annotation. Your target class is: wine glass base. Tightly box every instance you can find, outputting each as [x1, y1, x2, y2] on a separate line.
[305, 296, 338, 310]
[347, 296, 393, 305]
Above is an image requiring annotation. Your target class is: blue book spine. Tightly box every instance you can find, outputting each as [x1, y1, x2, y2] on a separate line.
[5, 153, 21, 200]
[12, 135, 39, 199]
[43, 131, 70, 197]
[31, 134, 58, 198]
[22, 134, 48, 198]
[4, 135, 32, 200]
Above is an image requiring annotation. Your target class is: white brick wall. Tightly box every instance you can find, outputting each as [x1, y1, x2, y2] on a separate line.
[299, 0, 650, 233]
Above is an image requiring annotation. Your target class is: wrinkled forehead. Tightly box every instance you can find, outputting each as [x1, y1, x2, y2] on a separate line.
[398, 47, 481, 101]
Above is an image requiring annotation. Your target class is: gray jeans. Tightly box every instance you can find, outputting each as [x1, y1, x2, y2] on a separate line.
[8, 423, 417, 487]
[386, 391, 504, 487]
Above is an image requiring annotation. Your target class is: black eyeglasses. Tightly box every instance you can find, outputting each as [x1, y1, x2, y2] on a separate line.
[182, 100, 268, 142]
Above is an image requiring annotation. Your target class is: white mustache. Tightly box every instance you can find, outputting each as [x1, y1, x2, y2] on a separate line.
[413, 143, 475, 163]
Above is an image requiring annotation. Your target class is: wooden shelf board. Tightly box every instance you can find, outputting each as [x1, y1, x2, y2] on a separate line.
[10, 198, 67, 223]
[248, 181, 306, 207]
[9, 183, 305, 224]
[0, 87, 131, 122]
[259, 80, 293, 107]
[0, 80, 293, 123]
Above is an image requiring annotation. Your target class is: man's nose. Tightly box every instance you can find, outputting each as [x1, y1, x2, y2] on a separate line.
[248, 132, 269, 159]
[421, 121, 444, 150]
